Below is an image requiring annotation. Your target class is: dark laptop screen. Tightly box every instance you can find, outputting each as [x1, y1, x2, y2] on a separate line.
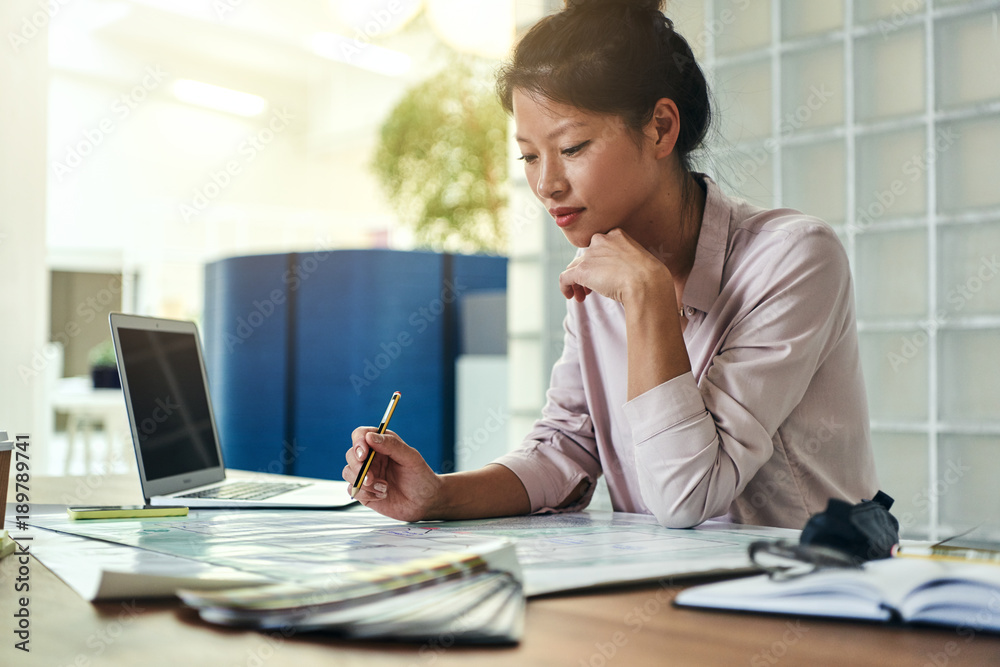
[117, 328, 220, 481]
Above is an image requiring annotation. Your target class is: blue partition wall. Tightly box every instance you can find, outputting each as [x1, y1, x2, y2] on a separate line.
[294, 249, 450, 479]
[203, 249, 506, 478]
[203, 253, 291, 473]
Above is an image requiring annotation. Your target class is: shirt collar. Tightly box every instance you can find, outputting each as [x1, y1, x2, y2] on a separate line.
[682, 174, 731, 315]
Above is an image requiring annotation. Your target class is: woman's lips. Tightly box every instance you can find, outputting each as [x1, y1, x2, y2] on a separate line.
[549, 207, 585, 228]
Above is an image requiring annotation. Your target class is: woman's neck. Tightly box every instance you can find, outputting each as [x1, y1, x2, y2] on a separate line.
[626, 170, 705, 287]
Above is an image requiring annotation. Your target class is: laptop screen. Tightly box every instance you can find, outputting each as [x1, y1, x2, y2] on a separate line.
[117, 327, 221, 481]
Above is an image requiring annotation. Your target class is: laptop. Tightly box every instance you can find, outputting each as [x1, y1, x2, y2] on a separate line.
[109, 312, 353, 509]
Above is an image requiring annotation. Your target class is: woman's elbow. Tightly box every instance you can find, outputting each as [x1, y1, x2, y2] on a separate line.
[646, 491, 731, 529]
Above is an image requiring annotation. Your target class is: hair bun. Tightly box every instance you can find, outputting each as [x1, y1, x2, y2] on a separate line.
[564, 0, 664, 12]
[502, 0, 710, 171]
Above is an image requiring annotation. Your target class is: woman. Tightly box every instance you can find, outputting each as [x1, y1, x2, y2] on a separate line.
[342, 0, 878, 529]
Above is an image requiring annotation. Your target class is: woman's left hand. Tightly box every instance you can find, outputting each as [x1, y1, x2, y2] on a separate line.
[559, 228, 674, 305]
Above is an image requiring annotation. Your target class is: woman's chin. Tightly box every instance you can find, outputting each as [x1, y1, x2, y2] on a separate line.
[560, 227, 596, 249]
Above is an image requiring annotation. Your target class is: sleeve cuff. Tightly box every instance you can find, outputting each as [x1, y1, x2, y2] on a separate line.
[623, 371, 707, 443]
[491, 445, 591, 513]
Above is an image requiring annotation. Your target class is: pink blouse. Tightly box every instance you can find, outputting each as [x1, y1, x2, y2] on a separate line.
[493, 175, 879, 529]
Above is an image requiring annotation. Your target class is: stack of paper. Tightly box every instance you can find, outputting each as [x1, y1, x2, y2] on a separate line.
[178, 539, 524, 643]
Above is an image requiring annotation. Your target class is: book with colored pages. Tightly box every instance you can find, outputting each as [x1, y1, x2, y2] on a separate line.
[675, 555, 1000, 631]
[178, 540, 524, 644]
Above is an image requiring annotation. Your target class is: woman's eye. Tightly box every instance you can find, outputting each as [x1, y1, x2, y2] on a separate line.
[518, 154, 538, 164]
[562, 141, 590, 156]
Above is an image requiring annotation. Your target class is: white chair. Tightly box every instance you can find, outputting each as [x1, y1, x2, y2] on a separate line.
[47, 343, 131, 474]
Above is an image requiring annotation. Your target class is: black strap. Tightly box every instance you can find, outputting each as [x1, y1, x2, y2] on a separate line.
[800, 491, 899, 562]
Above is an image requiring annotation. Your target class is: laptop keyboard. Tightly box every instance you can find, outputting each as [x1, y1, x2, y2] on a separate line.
[178, 480, 312, 501]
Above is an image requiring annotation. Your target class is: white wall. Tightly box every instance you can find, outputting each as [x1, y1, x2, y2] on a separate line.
[455, 356, 508, 471]
[0, 1, 51, 468]
[45, 3, 451, 319]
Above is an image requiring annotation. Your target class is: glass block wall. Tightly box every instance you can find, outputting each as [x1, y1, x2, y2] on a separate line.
[507, 0, 1000, 534]
[700, 0, 1000, 540]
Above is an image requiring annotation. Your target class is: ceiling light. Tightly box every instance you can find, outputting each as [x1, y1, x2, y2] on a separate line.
[332, 0, 422, 37]
[310, 32, 412, 77]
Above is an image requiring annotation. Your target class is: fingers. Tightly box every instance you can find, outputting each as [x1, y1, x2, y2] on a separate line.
[559, 265, 582, 300]
[347, 426, 405, 465]
[342, 455, 373, 489]
[355, 479, 388, 502]
[343, 428, 419, 489]
[345, 427, 379, 496]
[343, 428, 427, 508]
[559, 269, 592, 302]
[348, 426, 376, 463]
[351, 426, 376, 447]
[342, 464, 387, 501]
[363, 429, 419, 464]
[594, 228, 633, 246]
[342, 464, 360, 485]
[560, 253, 595, 302]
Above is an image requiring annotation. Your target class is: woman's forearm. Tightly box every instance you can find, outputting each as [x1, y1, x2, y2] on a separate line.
[623, 268, 691, 401]
[425, 463, 531, 520]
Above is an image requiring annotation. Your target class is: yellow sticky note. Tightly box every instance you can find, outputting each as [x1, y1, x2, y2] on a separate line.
[0, 530, 15, 560]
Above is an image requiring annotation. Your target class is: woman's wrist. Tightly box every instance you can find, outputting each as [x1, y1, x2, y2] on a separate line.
[421, 465, 531, 521]
[419, 473, 448, 520]
[622, 262, 674, 313]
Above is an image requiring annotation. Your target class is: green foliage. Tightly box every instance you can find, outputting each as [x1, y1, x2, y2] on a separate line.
[372, 59, 508, 254]
[88, 339, 116, 368]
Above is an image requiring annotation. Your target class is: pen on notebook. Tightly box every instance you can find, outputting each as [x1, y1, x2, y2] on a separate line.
[895, 544, 1000, 566]
[350, 391, 401, 499]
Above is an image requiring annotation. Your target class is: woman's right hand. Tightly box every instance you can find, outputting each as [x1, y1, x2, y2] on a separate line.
[342, 427, 443, 522]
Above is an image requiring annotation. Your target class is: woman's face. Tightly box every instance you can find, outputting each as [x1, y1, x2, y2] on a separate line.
[512, 90, 662, 248]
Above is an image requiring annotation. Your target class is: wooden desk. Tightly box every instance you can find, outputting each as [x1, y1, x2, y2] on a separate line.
[4, 475, 1000, 666]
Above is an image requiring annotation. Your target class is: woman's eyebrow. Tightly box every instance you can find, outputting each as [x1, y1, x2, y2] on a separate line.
[516, 119, 588, 144]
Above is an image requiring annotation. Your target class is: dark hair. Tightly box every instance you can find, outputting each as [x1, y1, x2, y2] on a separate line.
[496, 0, 711, 172]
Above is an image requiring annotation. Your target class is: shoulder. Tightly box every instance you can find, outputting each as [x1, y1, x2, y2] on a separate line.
[717, 202, 856, 340]
[728, 201, 848, 278]
[702, 176, 847, 270]
[734, 198, 840, 245]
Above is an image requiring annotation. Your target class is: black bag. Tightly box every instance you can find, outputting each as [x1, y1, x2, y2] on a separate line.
[799, 490, 899, 562]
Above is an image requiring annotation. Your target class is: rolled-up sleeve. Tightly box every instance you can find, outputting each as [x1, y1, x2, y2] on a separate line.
[492, 311, 602, 513]
[626, 224, 854, 528]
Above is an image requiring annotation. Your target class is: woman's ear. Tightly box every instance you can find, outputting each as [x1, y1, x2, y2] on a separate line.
[648, 98, 681, 160]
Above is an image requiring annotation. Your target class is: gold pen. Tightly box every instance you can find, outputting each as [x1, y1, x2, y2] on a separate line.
[350, 391, 401, 498]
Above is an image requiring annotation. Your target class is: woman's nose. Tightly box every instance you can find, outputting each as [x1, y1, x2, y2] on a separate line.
[535, 160, 567, 200]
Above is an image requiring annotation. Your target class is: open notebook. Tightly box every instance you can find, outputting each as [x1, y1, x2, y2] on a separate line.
[675, 555, 1000, 631]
